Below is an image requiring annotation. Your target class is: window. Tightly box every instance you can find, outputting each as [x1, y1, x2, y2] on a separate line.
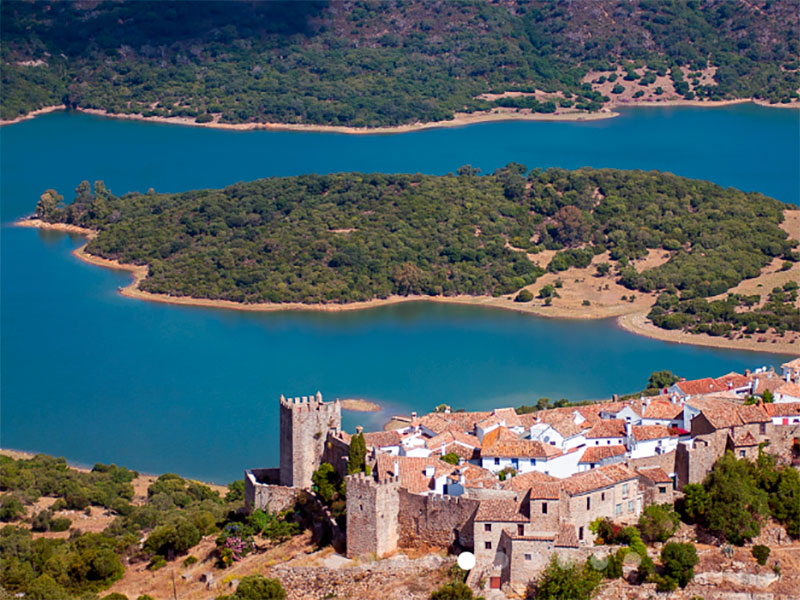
[658, 486, 667, 494]
[542, 502, 548, 514]
[628, 500, 634, 512]
[601, 492, 605, 501]
[760, 423, 766, 435]
[485, 541, 492, 550]
[739, 450, 746, 457]
[524, 553, 532, 561]
[615, 503, 621, 516]
[578, 526, 584, 540]
[518, 524, 525, 536]
[586, 497, 591, 510]
[494, 458, 500, 465]
[484, 523, 492, 532]
[622, 483, 629, 497]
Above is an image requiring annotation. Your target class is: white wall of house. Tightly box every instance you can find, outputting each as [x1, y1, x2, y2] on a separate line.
[476, 421, 500, 442]
[641, 417, 682, 428]
[402, 446, 433, 458]
[587, 436, 626, 447]
[629, 436, 678, 459]
[771, 415, 800, 425]
[775, 390, 800, 403]
[601, 406, 641, 424]
[529, 424, 564, 447]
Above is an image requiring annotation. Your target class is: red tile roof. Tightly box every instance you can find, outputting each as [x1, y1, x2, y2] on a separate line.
[764, 402, 800, 418]
[375, 455, 457, 494]
[362, 430, 402, 448]
[492, 407, 522, 428]
[730, 431, 759, 447]
[585, 419, 627, 439]
[502, 470, 559, 493]
[481, 426, 520, 448]
[482, 438, 563, 459]
[675, 377, 728, 396]
[578, 445, 627, 464]
[555, 524, 579, 548]
[642, 400, 684, 421]
[631, 425, 673, 442]
[474, 498, 528, 522]
[559, 463, 637, 496]
[636, 466, 672, 483]
[524, 482, 563, 499]
[776, 382, 800, 399]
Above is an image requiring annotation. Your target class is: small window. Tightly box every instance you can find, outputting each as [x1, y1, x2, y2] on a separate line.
[628, 500, 634, 512]
[759, 423, 766, 435]
[658, 486, 667, 494]
[524, 553, 532, 561]
[542, 502, 548, 514]
[485, 541, 492, 550]
[622, 483, 629, 497]
[616, 503, 621, 515]
[518, 524, 524, 536]
[494, 458, 500, 465]
[578, 526, 584, 540]
[739, 450, 746, 457]
[485, 523, 492, 532]
[586, 497, 591, 510]
[601, 492, 605, 501]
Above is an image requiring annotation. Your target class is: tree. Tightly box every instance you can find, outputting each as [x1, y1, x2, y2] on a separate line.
[752, 544, 770, 565]
[762, 389, 774, 403]
[638, 503, 680, 543]
[34, 190, 64, 220]
[0, 495, 25, 522]
[515, 289, 533, 302]
[348, 432, 368, 474]
[679, 483, 710, 523]
[525, 555, 601, 600]
[441, 452, 460, 465]
[704, 453, 767, 544]
[646, 370, 679, 391]
[232, 575, 286, 600]
[660, 542, 698, 588]
[311, 463, 341, 505]
[551, 206, 590, 246]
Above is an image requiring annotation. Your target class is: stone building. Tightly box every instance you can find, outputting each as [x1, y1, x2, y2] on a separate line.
[345, 471, 401, 559]
[279, 392, 341, 488]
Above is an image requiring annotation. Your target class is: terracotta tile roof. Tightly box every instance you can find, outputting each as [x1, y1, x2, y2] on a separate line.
[631, 425, 673, 442]
[482, 438, 563, 459]
[560, 463, 637, 496]
[598, 401, 642, 417]
[642, 400, 684, 420]
[578, 445, 627, 464]
[417, 413, 452, 435]
[736, 403, 770, 424]
[474, 498, 528, 522]
[675, 377, 729, 396]
[454, 464, 500, 489]
[425, 429, 480, 450]
[751, 372, 786, 396]
[585, 419, 627, 439]
[730, 431, 759, 447]
[542, 414, 589, 438]
[636, 466, 672, 483]
[435, 411, 491, 431]
[764, 402, 800, 417]
[687, 397, 744, 429]
[502, 470, 559, 493]
[554, 524, 579, 548]
[362, 430, 402, 448]
[477, 415, 503, 430]
[715, 372, 751, 390]
[525, 482, 563, 499]
[492, 407, 523, 428]
[375, 455, 457, 494]
[481, 426, 520, 448]
[781, 358, 800, 370]
[776, 382, 800, 399]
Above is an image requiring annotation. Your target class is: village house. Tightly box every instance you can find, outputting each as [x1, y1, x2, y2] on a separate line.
[576, 445, 627, 471]
[628, 425, 680, 459]
[584, 419, 628, 446]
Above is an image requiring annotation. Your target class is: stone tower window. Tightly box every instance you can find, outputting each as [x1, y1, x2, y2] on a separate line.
[586, 497, 591, 510]
[542, 502, 547, 514]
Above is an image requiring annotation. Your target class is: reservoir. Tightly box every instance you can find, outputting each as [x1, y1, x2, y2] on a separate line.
[1, 105, 797, 483]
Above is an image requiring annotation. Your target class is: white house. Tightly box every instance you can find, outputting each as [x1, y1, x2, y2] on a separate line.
[628, 425, 679, 459]
[640, 398, 684, 428]
[480, 436, 582, 479]
[599, 403, 642, 425]
[780, 358, 800, 383]
[765, 402, 800, 425]
[774, 382, 800, 404]
[576, 445, 627, 471]
[584, 419, 627, 447]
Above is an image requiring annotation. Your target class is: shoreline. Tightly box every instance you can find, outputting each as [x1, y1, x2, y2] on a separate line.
[2, 97, 796, 132]
[15, 218, 797, 356]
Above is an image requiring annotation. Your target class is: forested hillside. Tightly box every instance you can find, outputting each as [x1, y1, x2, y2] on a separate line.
[2, 0, 798, 125]
[34, 168, 796, 312]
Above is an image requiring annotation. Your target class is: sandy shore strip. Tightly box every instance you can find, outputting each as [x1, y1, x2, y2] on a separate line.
[617, 311, 799, 355]
[3, 97, 795, 131]
[15, 218, 96, 236]
[339, 398, 382, 412]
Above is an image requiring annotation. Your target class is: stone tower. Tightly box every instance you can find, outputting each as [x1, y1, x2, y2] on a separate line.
[279, 392, 341, 488]
[345, 471, 401, 558]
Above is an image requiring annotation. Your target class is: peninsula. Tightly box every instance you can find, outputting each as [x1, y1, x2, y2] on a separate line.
[23, 167, 799, 353]
[2, 1, 798, 128]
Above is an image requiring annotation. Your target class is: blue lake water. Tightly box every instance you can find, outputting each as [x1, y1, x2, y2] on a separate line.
[1, 105, 798, 483]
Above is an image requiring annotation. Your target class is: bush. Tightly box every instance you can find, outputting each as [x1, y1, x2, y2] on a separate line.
[525, 555, 601, 600]
[103, 594, 129, 600]
[49, 517, 72, 532]
[752, 544, 770, 565]
[515, 289, 533, 302]
[660, 542, 698, 588]
[231, 575, 286, 599]
[638, 503, 680, 543]
[430, 581, 478, 600]
[0, 494, 25, 522]
[441, 453, 460, 465]
[183, 555, 198, 567]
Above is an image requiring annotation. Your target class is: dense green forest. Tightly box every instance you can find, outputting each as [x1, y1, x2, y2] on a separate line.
[35, 167, 796, 312]
[0, 454, 298, 600]
[2, 1, 798, 125]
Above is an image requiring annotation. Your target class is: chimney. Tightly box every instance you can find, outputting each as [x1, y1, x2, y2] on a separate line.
[441, 443, 446, 456]
[393, 460, 399, 476]
[612, 393, 619, 402]
[425, 465, 435, 478]
[411, 411, 417, 420]
[356, 425, 363, 435]
[459, 473, 466, 485]
[745, 369, 751, 377]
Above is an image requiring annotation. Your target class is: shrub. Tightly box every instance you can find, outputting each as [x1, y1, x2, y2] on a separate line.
[430, 581, 478, 600]
[525, 555, 601, 600]
[49, 517, 72, 532]
[183, 555, 198, 567]
[638, 503, 680, 543]
[660, 542, 698, 588]
[752, 544, 770, 565]
[0, 494, 25, 522]
[441, 453, 460, 465]
[515, 289, 533, 302]
[231, 575, 286, 599]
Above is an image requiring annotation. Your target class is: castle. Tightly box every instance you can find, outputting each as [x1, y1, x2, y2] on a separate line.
[244, 358, 800, 594]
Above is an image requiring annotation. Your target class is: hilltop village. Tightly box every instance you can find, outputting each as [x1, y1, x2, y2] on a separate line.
[246, 358, 800, 594]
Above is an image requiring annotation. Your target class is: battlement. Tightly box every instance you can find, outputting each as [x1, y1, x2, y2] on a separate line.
[280, 392, 340, 413]
[346, 471, 400, 488]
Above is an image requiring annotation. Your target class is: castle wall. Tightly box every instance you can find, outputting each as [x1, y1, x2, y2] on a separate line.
[626, 449, 677, 476]
[397, 490, 480, 550]
[345, 473, 400, 559]
[279, 393, 341, 488]
[675, 434, 724, 489]
[244, 469, 297, 513]
[322, 432, 351, 480]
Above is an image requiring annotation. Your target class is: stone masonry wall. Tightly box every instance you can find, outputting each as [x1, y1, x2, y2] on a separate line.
[346, 473, 401, 559]
[244, 469, 297, 513]
[626, 449, 677, 476]
[280, 394, 341, 488]
[322, 432, 351, 480]
[397, 489, 479, 550]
